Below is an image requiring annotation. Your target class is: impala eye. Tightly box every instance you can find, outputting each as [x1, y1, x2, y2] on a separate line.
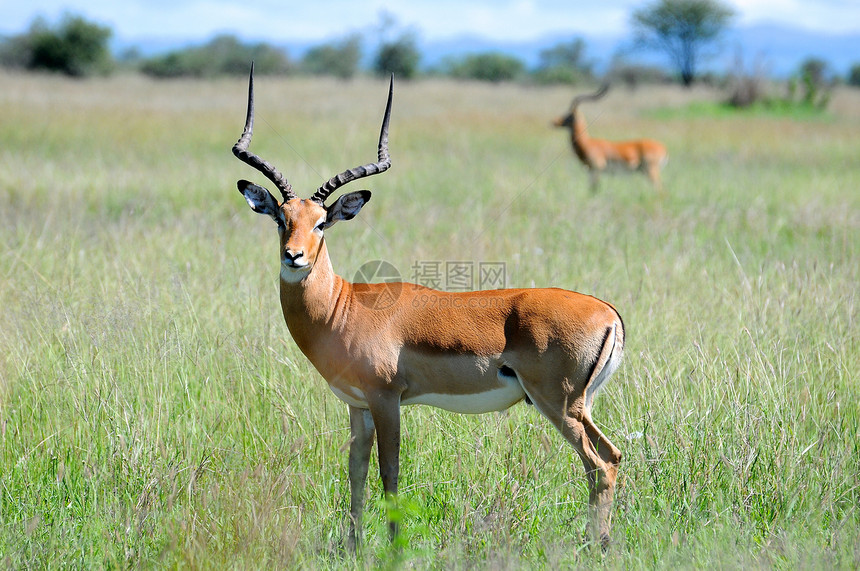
[314, 220, 326, 233]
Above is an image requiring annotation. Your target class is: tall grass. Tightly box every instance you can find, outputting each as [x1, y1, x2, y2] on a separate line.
[0, 72, 857, 568]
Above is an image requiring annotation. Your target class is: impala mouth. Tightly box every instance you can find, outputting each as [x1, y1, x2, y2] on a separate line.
[280, 260, 311, 282]
[282, 259, 308, 269]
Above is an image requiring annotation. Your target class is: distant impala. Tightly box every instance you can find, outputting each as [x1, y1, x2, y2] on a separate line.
[554, 84, 668, 192]
[232, 65, 626, 549]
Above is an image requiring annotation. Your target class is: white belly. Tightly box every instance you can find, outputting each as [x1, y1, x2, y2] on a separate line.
[402, 385, 524, 413]
[328, 368, 526, 414]
[330, 385, 368, 407]
[402, 367, 525, 414]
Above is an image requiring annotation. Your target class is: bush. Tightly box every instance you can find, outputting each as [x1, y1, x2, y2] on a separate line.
[0, 34, 31, 69]
[373, 34, 420, 79]
[445, 52, 525, 83]
[725, 49, 769, 108]
[721, 54, 834, 112]
[785, 57, 834, 109]
[301, 35, 362, 79]
[849, 64, 860, 87]
[799, 58, 830, 87]
[0, 14, 113, 76]
[531, 38, 593, 85]
[140, 35, 291, 78]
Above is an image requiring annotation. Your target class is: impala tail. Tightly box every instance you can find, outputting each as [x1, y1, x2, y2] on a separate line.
[584, 316, 625, 411]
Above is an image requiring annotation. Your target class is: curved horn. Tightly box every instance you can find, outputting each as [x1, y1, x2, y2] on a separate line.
[232, 62, 296, 202]
[570, 83, 610, 110]
[311, 74, 394, 205]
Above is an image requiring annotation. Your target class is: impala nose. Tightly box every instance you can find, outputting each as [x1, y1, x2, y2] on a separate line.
[283, 249, 304, 265]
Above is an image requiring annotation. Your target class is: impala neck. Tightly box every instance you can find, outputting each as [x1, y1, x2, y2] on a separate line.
[572, 110, 590, 143]
[278, 240, 350, 348]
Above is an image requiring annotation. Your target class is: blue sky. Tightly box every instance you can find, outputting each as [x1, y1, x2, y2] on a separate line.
[3, 0, 860, 43]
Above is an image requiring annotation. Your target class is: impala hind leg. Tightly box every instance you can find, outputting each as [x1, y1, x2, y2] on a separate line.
[647, 163, 663, 192]
[577, 410, 622, 548]
[530, 396, 621, 548]
[347, 405, 375, 552]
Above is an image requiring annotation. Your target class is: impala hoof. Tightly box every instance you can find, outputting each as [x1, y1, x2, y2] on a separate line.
[600, 532, 611, 551]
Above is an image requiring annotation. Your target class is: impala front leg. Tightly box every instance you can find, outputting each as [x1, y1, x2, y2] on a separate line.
[347, 405, 375, 552]
[368, 391, 402, 541]
[588, 167, 601, 193]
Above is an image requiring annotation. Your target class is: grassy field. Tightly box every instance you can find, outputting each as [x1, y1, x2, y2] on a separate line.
[0, 71, 857, 569]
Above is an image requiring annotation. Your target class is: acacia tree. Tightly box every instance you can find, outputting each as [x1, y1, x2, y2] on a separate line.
[631, 0, 734, 87]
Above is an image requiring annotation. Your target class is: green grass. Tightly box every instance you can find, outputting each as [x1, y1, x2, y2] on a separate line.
[648, 99, 834, 121]
[1, 73, 858, 568]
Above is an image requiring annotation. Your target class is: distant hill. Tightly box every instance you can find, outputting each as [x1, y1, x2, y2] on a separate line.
[113, 22, 860, 78]
[723, 23, 859, 76]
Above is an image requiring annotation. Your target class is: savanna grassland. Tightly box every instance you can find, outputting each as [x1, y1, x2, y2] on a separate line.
[0, 71, 857, 569]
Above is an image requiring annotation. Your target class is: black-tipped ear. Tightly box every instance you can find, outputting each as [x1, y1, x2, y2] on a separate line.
[324, 190, 371, 228]
[237, 179, 282, 221]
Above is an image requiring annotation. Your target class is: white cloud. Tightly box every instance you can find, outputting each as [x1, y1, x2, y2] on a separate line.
[1, 0, 858, 41]
[728, 0, 860, 33]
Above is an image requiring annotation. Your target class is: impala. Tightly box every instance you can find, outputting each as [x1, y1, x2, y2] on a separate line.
[554, 84, 668, 192]
[232, 65, 626, 549]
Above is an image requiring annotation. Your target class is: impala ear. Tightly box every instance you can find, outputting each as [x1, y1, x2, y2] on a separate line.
[324, 190, 371, 228]
[238, 180, 282, 221]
